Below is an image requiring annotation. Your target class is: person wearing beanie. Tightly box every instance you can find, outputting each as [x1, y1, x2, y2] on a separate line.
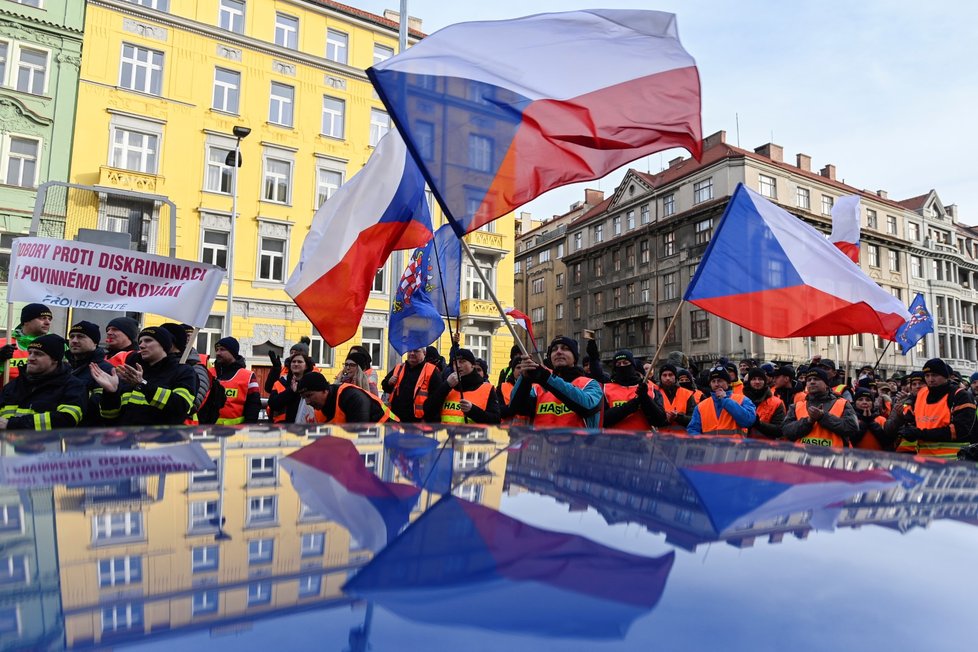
[497, 344, 529, 426]
[424, 348, 500, 424]
[772, 366, 798, 406]
[158, 323, 219, 424]
[297, 371, 396, 424]
[67, 321, 114, 427]
[208, 336, 260, 425]
[0, 333, 87, 430]
[602, 350, 666, 431]
[894, 358, 977, 458]
[884, 370, 927, 454]
[264, 337, 314, 393]
[0, 302, 54, 384]
[782, 368, 858, 448]
[348, 345, 378, 396]
[382, 346, 442, 423]
[509, 336, 603, 428]
[852, 388, 891, 451]
[686, 365, 756, 437]
[268, 353, 315, 423]
[675, 368, 704, 402]
[658, 363, 696, 433]
[90, 327, 197, 426]
[742, 367, 785, 440]
[103, 316, 140, 367]
[335, 352, 373, 394]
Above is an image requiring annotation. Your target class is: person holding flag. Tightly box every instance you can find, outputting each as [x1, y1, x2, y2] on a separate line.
[510, 337, 603, 428]
[423, 348, 500, 425]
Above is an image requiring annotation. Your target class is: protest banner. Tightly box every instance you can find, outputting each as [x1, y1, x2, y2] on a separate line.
[7, 237, 224, 327]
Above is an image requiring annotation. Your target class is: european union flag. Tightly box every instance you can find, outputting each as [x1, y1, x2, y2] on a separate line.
[895, 293, 933, 354]
[389, 224, 461, 355]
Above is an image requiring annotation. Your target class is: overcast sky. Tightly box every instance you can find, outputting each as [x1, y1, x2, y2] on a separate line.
[355, 0, 978, 224]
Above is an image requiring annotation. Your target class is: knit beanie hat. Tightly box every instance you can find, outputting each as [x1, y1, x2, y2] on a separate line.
[20, 303, 52, 324]
[216, 336, 240, 358]
[159, 323, 189, 352]
[27, 334, 65, 362]
[107, 317, 139, 343]
[546, 336, 579, 364]
[922, 358, 950, 378]
[138, 327, 173, 352]
[347, 350, 371, 371]
[456, 348, 477, 365]
[69, 321, 101, 345]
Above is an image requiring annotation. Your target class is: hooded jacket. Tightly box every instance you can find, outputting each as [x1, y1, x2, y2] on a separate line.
[100, 352, 196, 426]
[0, 362, 87, 430]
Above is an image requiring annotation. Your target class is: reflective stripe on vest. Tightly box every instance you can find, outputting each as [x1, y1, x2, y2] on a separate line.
[795, 399, 848, 448]
[604, 382, 653, 430]
[216, 368, 253, 425]
[393, 362, 436, 419]
[534, 376, 594, 427]
[695, 393, 748, 436]
[913, 386, 971, 457]
[441, 383, 492, 424]
[331, 383, 396, 424]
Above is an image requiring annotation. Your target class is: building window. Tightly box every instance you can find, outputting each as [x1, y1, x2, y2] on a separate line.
[197, 315, 223, 354]
[613, 216, 622, 235]
[204, 145, 232, 194]
[370, 109, 390, 147]
[626, 244, 635, 268]
[663, 272, 677, 300]
[268, 82, 294, 127]
[868, 244, 879, 267]
[262, 156, 292, 203]
[0, 503, 21, 533]
[248, 581, 272, 606]
[594, 257, 603, 278]
[556, 242, 564, 257]
[625, 209, 635, 230]
[298, 575, 322, 598]
[572, 262, 581, 284]
[119, 43, 163, 95]
[258, 236, 286, 282]
[301, 532, 325, 557]
[249, 456, 277, 483]
[888, 249, 901, 272]
[663, 193, 676, 216]
[531, 306, 545, 322]
[464, 256, 494, 300]
[326, 29, 348, 63]
[555, 272, 564, 288]
[321, 95, 345, 139]
[110, 127, 158, 173]
[275, 13, 298, 49]
[693, 178, 713, 204]
[907, 222, 920, 241]
[247, 496, 277, 525]
[219, 0, 245, 33]
[467, 334, 490, 362]
[594, 224, 604, 243]
[513, 260, 521, 274]
[694, 219, 712, 245]
[573, 297, 581, 319]
[691, 309, 709, 340]
[192, 590, 219, 616]
[594, 291, 603, 312]
[93, 512, 143, 543]
[415, 120, 434, 160]
[201, 230, 228, 268]
[821, 195, 834, 216]
[613, 250, 621, 271]
[640, 279, 650, 302]
[759, 174, 777, 199]
[662, 232, 675, 256]
[531, 277, 544, 294]
[910, 255, 922, 279]
[641, 204, 651, 224]
[613, 286, 621, 308]
[574, 232, 582, 250]
[373, 43, 394, 64]
[212, 67, 240, 113]
[248, 538, 274, 565]
[468, 134, 493, 172]
[98, 556, 142, 588]
[361, 327, 384, 370]
[886, 215, 898, 235]
[191, 545, 219, 573]
[371, 265, 386, 293]
[189, 457, 218, 489]
[639, 239, 650, 264]
[316, 165, 343, 208]
[123, 0, 170, 8]
[866, 209, 877, 230]
[102, 603, 143, 633]
[796, 187, 810, 209]
[556, 303, 564, 319]
[189, 500, 217, 531]
[15, 45, 47, 95]
[309, 326, 332, 366]
[4, 135, 39, 188]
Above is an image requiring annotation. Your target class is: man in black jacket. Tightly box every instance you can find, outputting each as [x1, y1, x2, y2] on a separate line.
[298, 372, 392, 423]
[382, 347, 442, 423]
[90, 327, 196, 426]
[603, 350, 666, 430]
[424, 348, 501, 424]
[0, 334, 87, 430]
[66, 321, 114, 427]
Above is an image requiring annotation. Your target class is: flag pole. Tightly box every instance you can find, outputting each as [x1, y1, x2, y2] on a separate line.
[870, 339, 893, 376]
[845, 334, 853, 390]
[3, 302, 12, 385]
[642, 300, 684, 382]
[180, 327, 200, 365]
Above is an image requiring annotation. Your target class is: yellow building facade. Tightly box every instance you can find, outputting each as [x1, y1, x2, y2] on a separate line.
[67, 0, 515, 381]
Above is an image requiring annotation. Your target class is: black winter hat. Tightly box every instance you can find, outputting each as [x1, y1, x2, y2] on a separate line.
[69, 321, 101, 345]
[854, 388, 874, 401]
[139, 327, 173, 352]
[159, 323, 189, 352]
[107, 317, 139, 343]
[613, 349, 636, 367]
[746, 368, 767, 383]
[347, 350, 371, 371]
[297, 372, 330, 392]
[547, 336, 579, 363]
[659, 363, 679, 378]
[27, 334, 65, 362]
[456, 348, 477, 365]
[216, 336, 240, 357]
[774, 365, 796, 381]
[20, 303, 52, 324]
[922, 358, 950, 378]
[816, 358, 837, 371]
[805, 368, 830, 384]
[708, 365, 729, 382]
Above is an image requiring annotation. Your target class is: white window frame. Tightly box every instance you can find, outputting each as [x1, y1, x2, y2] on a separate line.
[192, 590, 219, 616]
[693, 178, 713, 204]
[310, 326, 333, 367]
[467, 334, 490, 362]
[0, 555, 28, 585]
[868, 244, 880, 267]
[371, 263, 387, 293]
[248, 538, 274, 565]
[119, 42, 163, 95]
[204, 144, 233, 194]
[796, 187, 810, 209]
[886, 215, 898, 235]
[248, 455, 277, 483]
[262, 155, 292, 204]
[759, 174, 777, 199]
[219, 0, 245, 34]
[326, 29, 348, 64]
[463, 256, 494, 301]
[663, 193, 676, 216]
[613, 216, 622, 235]
[269, 82, 294, 127]
[694, 219, 712, 244]
[192, 545, 219, 573]
[110, 125, 159, 174]
[93, 512, 143, 543]
[197, 315, 224, 354]
[248, 581, 272, 606]
[98, 556, 142, 587]
[257, 235, 287, 283]
[373, 43, 394, 65]
[321, 95, 345, 139]
[189, 500, 218, 532]
[361, 326, 384, 370]
[298, 574, 322, 598]
[101, 603, 143, 633]
[369, 108, 390, 147]
[14, 43, 48, 95]
[247, 495, 277, 525]
[315, 161, 344, 208]
[125, 0, 170, 9]
[300, 532, 325, 557]
[2, 134, 40, 188]
[274, 13, 298, 49]
[468, 134, 493, 172]
[0, 503, 22, 534]
[212, 67, 240, 114]
[821, 195, 834, 216]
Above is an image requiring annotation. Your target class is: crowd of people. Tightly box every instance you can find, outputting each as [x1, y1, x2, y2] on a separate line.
[1, 302, 975, 460]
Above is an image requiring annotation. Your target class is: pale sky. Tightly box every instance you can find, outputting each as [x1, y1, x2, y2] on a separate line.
[355, 0, 978, 225]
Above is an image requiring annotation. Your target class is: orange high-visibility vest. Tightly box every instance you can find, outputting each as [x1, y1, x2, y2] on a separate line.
[440, 383, 493, 424]
[914, 387, 973, 458]
[660, 385, 694, 433]
[603, 382, 656, 430]
[856, 415, 887, 451]
[534, 376, 594, 427]
[330, 383, 396, 424]
[216, 368, 253, 425]
[795, 399, 848, 448]
[391, 362, 436, 419]
[695, 393, 748, 436]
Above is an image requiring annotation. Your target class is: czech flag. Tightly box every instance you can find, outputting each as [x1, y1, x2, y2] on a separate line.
[504, 307, 536, 343]
[680, 460, 914, 536]
[345, 495, 675, 639]
[368, 10, 701, 236]
[685, 184, 910, 339]
[285, 131, 433, 345]
[281, 437, 420, 553]
[829, 194, 862, 263]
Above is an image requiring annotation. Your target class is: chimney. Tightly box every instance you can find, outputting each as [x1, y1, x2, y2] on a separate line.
[701, 130, 726, 150]
[668, 156, 685, 168]
[383, 10, 423, 32]
[876, 190, 887, 199]
[796, 153, 811, 172]
[753, 143, 783, 163]
[947, 204, 958, 219]
[584, 189, 605, 206]
[820, 164, 836, 181]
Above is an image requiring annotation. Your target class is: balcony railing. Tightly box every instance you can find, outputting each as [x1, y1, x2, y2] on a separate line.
[99, 166, 161, 193]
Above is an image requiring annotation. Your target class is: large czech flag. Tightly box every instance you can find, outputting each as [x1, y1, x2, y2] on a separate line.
[685, 184, 910, 339]
[368, 10, 701, 236]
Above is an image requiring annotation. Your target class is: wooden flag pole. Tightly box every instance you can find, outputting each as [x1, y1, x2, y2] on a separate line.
[845, 334, 853, 390]
[642, 300, 685, 383]
[179, 328, 200, 364]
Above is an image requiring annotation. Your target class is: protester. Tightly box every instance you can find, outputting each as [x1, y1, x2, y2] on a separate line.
[497, 345, 528, 425]
[814, 358, 852, 401]
[0, 303, 53, 383]
[687, 365, 756, 436]
[658, 363, 696, 433]
[91, 326, 196, 425]
[264, 337, 313, 393]
[772, 365, 797, 406]
[602, 350, 666, 430]
[297, 372, 395, 423]
[0, 334, 87, 430]
[267, 353, 314, 423]
[885, 370, 926, 453]
[104, 316, 140, 367]
[743, 367, 785, 439]
[382, 346, 442, 423]
[66, 321, 114, 427]
[676, 367, 704, 403]
[337, 350, 374, 394]
[348, 345, 379, 395]
[210, 337, 260, 425]
[782, 368, 858, 448]
[896, 358, 977, 458]
[510, 336, 603, 428]
[582, 338, 609, 384]
[159, 322, 222, 425]
[424, 348, 500, 424]
[852, 388, 889, 451]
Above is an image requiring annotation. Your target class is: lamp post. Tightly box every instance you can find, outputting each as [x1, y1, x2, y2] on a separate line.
[223, 125, 251, 337]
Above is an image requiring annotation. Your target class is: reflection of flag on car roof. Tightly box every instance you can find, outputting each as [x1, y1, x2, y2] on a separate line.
[345, 495, 675, 639]
[368, 9, 701, 236]
[384, 431, 454, 495]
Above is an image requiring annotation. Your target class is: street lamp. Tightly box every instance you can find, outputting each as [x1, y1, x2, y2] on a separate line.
[223, 125, 251, 337]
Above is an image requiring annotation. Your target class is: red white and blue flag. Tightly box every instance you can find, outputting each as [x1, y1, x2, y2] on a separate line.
[829, 194, 862, 263]
[368, 10, 702, 236]
[685, 184, 910, 339]
[285, 131, 433, 345]
[504, 307, 535, 343]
